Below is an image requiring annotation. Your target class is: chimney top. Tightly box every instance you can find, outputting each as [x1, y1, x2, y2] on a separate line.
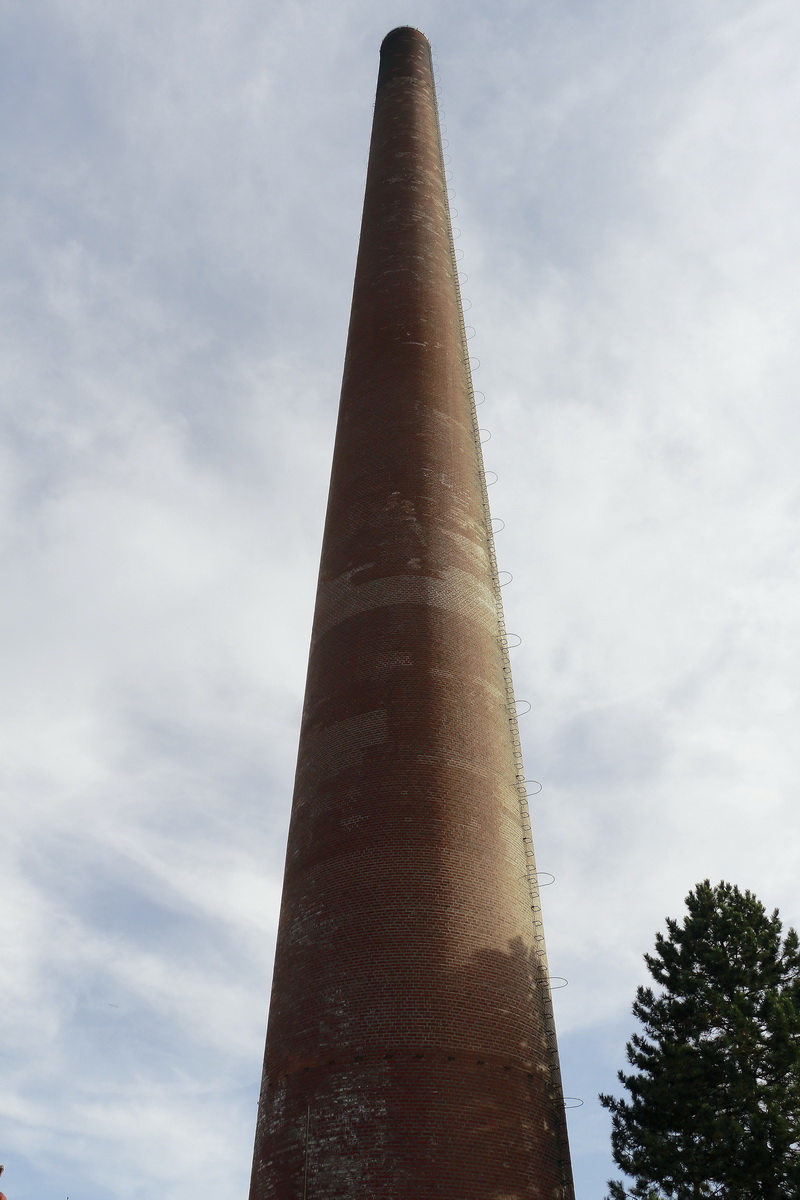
[380, 26, 430, 50]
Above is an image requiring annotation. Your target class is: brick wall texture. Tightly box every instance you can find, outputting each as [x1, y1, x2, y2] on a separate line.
[248, 26, 575, 1200]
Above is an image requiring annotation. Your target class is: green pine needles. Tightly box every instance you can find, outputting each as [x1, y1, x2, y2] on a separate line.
[600, 880, 800, 1200]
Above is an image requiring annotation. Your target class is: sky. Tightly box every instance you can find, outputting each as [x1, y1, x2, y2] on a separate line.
[1, 0, 799, 1196]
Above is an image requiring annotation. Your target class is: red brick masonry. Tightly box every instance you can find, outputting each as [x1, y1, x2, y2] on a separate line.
[248, 27, 575, 1200]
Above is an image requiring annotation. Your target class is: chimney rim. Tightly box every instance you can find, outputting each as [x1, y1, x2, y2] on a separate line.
[380, 26, 431, 51]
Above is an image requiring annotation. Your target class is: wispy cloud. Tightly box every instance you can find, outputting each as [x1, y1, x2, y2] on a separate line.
[2, 1, 799, 1196]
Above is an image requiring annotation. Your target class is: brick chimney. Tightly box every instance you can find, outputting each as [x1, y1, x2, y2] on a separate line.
[248, 27, 574, 1199]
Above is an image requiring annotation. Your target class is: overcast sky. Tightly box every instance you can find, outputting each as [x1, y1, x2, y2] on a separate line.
[2, 1, 799, 1196]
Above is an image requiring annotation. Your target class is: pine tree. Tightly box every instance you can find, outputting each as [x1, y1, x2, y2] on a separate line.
[600, 880, 800, 1199]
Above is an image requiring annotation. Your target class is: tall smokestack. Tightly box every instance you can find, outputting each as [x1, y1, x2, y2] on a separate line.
[249, 27, 574, 1199]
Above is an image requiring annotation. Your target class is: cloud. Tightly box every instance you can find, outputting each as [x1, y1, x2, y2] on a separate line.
[2, 1, 800, 1196]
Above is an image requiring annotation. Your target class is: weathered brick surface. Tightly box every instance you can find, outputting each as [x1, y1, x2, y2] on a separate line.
[249, 26, 575, 1199]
